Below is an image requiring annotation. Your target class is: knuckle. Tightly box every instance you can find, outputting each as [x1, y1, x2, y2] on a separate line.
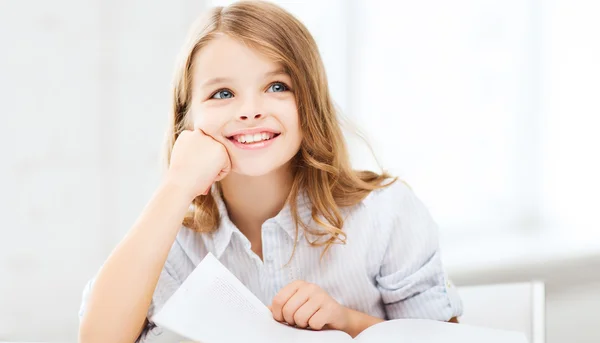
[314, 293, 326, 303]
[272, 295, 285, 308]
[282, 306, 295, 321]
[294, 313, 308, 328]
[308, 317, 324, 330]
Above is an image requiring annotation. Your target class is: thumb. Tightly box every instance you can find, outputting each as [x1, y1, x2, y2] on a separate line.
[215, 154, 232, 182]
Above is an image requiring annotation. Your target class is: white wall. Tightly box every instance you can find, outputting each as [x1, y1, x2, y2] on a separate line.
[0, 0, 206, 340]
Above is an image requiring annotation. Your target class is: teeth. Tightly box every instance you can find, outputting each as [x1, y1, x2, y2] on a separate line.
[235, 132, 275, 144]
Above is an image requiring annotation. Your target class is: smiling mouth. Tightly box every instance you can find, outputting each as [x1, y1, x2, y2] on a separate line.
[227, 132, 281, 144]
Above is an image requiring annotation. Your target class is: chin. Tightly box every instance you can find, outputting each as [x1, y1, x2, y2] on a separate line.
[230, 161, 281, 177]
[230, 155, 294, 177]
[232, 166, 277, 177]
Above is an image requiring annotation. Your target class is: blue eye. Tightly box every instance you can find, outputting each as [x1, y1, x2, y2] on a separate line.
[211, 89, 233, 99]
[267, 82, 288, 93]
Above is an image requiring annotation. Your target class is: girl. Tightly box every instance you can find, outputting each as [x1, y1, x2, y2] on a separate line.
[78, 1, 462, 342]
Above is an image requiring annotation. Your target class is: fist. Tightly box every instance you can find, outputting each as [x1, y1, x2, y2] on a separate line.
[166, 129, 231, 199]
[269, 281, 350, 331]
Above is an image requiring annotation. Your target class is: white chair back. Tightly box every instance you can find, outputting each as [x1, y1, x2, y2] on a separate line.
[457, 281, 545, 343]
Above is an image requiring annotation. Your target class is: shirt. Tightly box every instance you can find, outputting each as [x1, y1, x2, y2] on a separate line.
[78, 180, 463, 342]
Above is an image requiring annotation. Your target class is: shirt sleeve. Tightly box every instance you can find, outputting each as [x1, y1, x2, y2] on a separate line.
[375, 181, 463, 321]
[78, 259, 182, 343]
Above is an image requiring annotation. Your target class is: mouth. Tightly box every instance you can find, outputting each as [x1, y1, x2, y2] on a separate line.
[226, 131, 281, 145]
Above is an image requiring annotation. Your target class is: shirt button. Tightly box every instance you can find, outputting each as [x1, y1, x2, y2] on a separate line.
[151, 325, 163, 336]
[265, 254, 273, 262]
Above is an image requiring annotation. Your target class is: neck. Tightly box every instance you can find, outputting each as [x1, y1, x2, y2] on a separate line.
[219, 163, 294, 239]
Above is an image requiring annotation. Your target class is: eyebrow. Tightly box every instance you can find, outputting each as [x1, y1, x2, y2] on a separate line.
[200, 68, 289, 88]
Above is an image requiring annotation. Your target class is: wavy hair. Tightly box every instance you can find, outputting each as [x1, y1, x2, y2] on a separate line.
[165, 1, 397, 257]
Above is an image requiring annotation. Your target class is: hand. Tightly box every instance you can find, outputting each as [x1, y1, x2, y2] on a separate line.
[165, 129, 231, 199]
[269, 280, 350, 332]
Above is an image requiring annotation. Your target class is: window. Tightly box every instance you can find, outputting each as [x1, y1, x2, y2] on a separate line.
[206, 0, 600, 242]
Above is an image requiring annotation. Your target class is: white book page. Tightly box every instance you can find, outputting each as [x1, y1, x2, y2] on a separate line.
[354, 319, 529, 343]
[269, 321, 352, 343]
[152, 253, 350, 343]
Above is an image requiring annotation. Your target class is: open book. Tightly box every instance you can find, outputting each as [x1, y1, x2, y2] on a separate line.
[152, 253, 528, 343]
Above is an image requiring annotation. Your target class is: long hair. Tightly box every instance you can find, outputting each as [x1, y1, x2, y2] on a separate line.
[165, 1, 396, 257]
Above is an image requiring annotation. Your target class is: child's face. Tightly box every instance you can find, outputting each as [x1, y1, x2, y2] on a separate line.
[189, 35, 302, 177]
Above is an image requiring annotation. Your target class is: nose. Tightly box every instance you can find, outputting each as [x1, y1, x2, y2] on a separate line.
[238, 113, 263, 121]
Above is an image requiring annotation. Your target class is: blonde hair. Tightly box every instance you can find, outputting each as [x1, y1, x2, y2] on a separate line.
[165, 0, 396, 257]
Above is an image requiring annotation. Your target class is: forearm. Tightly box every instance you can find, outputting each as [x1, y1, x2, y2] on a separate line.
[79, 181, 194, 343]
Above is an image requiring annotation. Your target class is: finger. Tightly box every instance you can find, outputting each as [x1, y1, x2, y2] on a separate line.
[214, 160, 231, 182]
[196, 128, 209, 137]
[197, 128, 224, 145]
[210, 137, 232, 181]
[223, 151, 232, 174]
[271, 280, 305, 322]
[293, 298, 321, 328]
[196, 128, 232, 182]
[215, 163, 230, 181]
[197, 128, 222, 143]
[281, 286, 313, 326]
[307, 308, 329, 331]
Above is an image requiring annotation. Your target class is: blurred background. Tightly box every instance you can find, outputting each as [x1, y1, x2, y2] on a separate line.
[1, 0, 599, 341]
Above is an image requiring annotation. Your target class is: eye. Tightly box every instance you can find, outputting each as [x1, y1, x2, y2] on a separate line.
[267, 82, 289, 93]
[211, 89, 234, 99]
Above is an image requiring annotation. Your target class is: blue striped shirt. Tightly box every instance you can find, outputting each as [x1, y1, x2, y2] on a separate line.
[79, 180, 463, 342]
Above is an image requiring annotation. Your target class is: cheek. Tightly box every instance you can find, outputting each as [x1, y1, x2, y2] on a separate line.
[191, 106, 229, 135]
[275, 102, 301, 135]
[287, 111, 303, 144]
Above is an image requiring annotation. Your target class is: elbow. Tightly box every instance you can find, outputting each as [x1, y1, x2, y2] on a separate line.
[78, 320, 104, 343]
[78, 315, 140, 343]
[78, 326, 96, 343]
[78, 319, 122, 343]
[79, 331, 133, 343]
[78, 315, 92, 343]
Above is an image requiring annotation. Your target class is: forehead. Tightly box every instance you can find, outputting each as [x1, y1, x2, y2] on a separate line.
[192, 34, 283, 82]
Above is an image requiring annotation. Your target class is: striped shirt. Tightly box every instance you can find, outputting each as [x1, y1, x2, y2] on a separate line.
[79, 180, 463, 342]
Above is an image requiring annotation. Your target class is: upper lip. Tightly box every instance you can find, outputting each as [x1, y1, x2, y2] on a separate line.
[225, 127, 281, 138]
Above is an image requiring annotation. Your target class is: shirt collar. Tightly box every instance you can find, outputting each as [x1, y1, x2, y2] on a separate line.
[272, 189, 313, 239]
[208, 185, 313, 259]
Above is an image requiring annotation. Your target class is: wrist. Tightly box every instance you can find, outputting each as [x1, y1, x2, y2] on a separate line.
[327, 306, 352, 334]
[338, 306, 353, 333]
[160, 176, 199, 203]
[339, 307, 384, 338]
